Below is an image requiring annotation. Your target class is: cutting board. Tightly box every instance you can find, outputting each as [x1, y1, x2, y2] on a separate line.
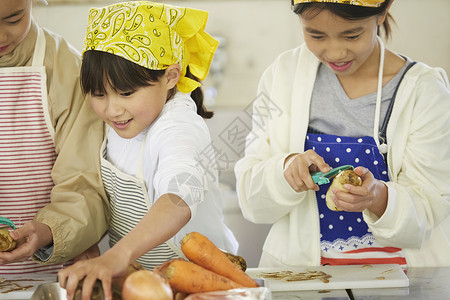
[0, 274, 58, 299]
[246, 264, 409, 291]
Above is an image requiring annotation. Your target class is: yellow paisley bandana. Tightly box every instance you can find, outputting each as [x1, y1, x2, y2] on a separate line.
[83, 1, 218, 93]
[293, 0, 385, 7]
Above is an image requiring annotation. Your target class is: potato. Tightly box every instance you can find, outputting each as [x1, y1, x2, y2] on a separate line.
[325, 169, 362, 211]
[0, 228, 16, 252]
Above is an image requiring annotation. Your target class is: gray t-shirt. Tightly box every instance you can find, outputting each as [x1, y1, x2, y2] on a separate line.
[309, 59, 411, 138]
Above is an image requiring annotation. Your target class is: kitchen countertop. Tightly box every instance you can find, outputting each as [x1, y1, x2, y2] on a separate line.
[270, 267, 450, 300]
[1, 267, 448, 299]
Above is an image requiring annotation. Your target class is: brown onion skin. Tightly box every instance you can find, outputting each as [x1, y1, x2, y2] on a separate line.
[122, 270, 173, 300]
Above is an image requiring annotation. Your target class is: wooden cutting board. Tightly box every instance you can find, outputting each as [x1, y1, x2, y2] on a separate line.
[0, 274, 57, 299]
[246, 264, 409, 291]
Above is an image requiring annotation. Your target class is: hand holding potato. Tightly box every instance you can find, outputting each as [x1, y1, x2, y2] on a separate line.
[325, 169, 362, 211]
[326, 167, 388, 217]
[0, 221, 53, 265]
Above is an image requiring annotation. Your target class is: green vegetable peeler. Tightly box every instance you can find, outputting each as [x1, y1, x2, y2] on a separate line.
[311, 165, 354, 185]
[0, 216, 15, 230]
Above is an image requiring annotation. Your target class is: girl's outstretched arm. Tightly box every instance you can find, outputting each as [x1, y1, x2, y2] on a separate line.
[58, 193, 190, 300]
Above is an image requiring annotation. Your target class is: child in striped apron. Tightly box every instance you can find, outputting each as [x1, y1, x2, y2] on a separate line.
[235, 0, 450, 268]
[0, 0, 107, 274]
[58, 2, 238, 299]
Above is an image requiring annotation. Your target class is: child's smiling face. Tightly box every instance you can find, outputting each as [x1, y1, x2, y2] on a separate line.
[90, 65, 180, 139]
[300, 8, 385, 77]
[0, 0, 32, 57]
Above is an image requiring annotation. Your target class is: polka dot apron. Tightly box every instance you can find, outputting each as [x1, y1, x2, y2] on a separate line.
[304, 38, 409, 266]
[305, 134, 405, 265]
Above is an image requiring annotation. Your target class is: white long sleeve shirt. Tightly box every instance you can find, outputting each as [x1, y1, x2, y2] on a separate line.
[107, 92, 238, 253]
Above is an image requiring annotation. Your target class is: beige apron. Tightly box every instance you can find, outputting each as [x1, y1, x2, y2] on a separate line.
[0, 28, 63, 274]
[100, 127, 184, 270]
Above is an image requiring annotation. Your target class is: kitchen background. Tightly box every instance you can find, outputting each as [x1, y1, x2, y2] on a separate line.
[33, 0, 450, 267]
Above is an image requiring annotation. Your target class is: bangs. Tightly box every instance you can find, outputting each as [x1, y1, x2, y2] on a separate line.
[292, 1, 394, 39]
[80, 50, 165, 95]
[294, 3, 375, 21]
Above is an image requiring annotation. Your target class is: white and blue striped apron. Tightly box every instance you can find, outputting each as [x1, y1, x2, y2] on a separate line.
[100, 128, 184, 270]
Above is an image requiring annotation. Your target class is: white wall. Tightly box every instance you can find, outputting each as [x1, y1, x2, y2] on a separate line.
[34, 0, 450, 109]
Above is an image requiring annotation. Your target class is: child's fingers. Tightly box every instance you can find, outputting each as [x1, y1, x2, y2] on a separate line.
[285, 172, 304, 192]
[354, 166, 370, 178]
[343, 184, 367, 196]
[287, 163, 314, 192]
[101, 278, 113, 300]
[81, 275, 98, 300]
[284, 150, 326, 192]
[311, 156, 331, 173]
[58, 270, 67, 289]
[332, 191, 365, 212]
[8, 229, 21, 241]
[64, 273, 84, 300]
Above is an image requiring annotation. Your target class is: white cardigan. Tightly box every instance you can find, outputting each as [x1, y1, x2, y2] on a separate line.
[235, 44, 450, 267]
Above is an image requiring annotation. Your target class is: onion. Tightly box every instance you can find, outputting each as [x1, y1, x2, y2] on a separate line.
[122, 270, 173, 300]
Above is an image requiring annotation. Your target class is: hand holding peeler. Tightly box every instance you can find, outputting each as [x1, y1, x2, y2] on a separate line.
[0, 216, 15, 230]
[311, 165, 354, 185]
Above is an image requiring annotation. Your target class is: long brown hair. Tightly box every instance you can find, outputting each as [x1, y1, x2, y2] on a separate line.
[80, 50, 214, 119]
[291, 0, 395, 40]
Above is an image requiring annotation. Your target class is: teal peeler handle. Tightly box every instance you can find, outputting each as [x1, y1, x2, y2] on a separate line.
[311, 165, 354, 185]
[0, 216, 15, 230]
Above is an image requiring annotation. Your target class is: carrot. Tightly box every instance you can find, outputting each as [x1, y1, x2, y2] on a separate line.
[156, 259, 243, 294]
[180, 232, 259, 288]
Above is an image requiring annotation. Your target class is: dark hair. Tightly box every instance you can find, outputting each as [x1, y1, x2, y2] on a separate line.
[291, 0, 395, 40]
[80, 50, 214, 119]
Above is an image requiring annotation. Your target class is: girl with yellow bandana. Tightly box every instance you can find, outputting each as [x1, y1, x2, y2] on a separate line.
[236, 0, 450, 268]
[58, 1, 238, 299]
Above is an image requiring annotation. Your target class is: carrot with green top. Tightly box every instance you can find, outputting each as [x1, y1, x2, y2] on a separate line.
[156, 259, 243, 294]
[180, 232, 259, 288]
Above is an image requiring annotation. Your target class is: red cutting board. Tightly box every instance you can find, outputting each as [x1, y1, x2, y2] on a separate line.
[246, 264, 409, 291]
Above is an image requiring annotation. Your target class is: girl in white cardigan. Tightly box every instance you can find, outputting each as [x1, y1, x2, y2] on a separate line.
[235, 0, 450, 268]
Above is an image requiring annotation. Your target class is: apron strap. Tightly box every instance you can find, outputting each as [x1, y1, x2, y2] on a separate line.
[136, 134, 147, 180]
[372, 36, 385, 150]
[103, 125, 147, 181]
[32, 26, 46, 67]
[379, 61, 417, 144]
[378, 61, 417, 160]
